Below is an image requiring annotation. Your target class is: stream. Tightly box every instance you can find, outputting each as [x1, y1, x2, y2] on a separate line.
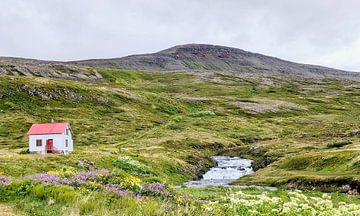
[184, 156, 276, 190]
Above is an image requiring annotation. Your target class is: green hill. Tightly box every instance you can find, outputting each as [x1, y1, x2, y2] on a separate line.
[1, 68, 360, 185]
[1, 45, 360, 215]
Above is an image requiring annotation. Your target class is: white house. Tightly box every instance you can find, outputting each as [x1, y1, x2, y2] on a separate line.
[27, 122, 73, 154]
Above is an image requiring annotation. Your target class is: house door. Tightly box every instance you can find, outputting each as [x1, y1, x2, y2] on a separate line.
[46, 139, 53, 153]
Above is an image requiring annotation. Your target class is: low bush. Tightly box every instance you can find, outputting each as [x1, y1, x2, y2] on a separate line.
[30, 184, 77, 203]
[18, 148, 29, 154]
[172, 115, 183, 122]
[327, 140, 352, 148]
[142, 176, 162, 183]
[113, 156, 153, 176]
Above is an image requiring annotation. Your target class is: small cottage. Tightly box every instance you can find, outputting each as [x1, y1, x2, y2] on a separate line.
[27, 122, 73, 154]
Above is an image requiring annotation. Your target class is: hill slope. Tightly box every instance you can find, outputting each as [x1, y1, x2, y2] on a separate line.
[1, 44, 360, 81]
[72, 44, 360, 81]
[0, 57, 360, 214]
[0, 68, 359, 187]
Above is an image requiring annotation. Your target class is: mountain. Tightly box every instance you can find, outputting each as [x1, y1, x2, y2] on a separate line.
[1, 44, 359, 81]
[72, 44, 360, 81]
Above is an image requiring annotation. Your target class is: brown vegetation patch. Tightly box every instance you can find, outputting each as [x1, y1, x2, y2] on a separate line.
[230, 98, 307, 114]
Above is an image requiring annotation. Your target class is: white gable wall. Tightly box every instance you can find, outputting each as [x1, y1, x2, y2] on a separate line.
[64, 127, 73, 152]
[29, 127, 73, 154]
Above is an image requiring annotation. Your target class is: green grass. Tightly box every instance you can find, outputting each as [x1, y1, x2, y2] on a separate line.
[2, 182, 360, 216]
[0, 68, 360, 215]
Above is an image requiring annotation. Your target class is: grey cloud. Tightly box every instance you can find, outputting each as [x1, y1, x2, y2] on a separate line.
[0, 0, 360, 71]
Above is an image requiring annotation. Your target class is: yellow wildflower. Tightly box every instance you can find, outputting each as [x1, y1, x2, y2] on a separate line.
[47, 170, 61, 175]
[202, 204, 213, 212]
[175, 195, 185, 206]
[121, 176, 142, 188]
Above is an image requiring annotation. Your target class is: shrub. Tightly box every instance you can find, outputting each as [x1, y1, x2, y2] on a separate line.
[141, 182, 170, 196]
[26, 173, 62, 186]
[50, 185, 77, 203]
[30, 184, 77, 203]
[327, 140, 352, 148]
[113, 156, 152, 175]
[0, 176, 10, 186]
[142, 176, 162, 183]
[120, 176, 142, 192]
[172, 115, 183, 122]
[104, 184, 127, 197]
[6, 180, 34, 197]
[26, 169, 111, 187]
[31, 184, 47, 200]
[18, 149, 29, 154]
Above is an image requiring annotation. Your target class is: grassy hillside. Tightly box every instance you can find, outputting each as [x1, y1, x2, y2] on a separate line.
[0, 69, 360, 215]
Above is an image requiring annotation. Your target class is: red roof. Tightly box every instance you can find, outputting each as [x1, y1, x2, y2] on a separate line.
[27, 123, 69, 135]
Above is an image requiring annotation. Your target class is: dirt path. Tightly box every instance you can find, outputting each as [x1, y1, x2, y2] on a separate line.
[0, 203, 21, 216]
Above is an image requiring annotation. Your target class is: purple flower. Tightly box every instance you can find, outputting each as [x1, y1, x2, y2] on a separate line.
[26, 173, 62, 186]
[104, 184, 127, 197]
[76, 169, 110, 182]
[136, 194, 145, 200]
[26, 173, 90, 187]
[25, 169, 110, 187]
[0, 176, 10, 187]
[64, 169, 110, 186]
[141, 183, 170, 196]
[63, 176, 88, 186]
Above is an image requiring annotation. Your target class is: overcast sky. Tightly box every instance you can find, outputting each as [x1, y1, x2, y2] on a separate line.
[1, 0, 360, 71]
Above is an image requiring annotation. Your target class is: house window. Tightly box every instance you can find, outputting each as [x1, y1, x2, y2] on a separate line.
[36, 139, 42, 147]
[65, 139, 68, 147]
[66, 129, 69, 135]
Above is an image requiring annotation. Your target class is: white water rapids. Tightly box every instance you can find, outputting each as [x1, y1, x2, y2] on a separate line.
[184, 156, 276, 190]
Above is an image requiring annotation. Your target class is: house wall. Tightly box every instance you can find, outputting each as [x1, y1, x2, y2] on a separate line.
[64, 127, 73, 152]
[29, 127, 73, 154]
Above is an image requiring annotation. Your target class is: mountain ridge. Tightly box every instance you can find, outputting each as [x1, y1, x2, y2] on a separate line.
[1, 44, 359, 81]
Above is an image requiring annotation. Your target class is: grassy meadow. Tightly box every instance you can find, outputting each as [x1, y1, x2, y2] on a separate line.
[0, 68, 360, 215]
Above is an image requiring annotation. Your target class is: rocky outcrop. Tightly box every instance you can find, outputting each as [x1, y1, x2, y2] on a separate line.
[0, 57, 103, 81]
[350, 130, 360, 136]
[19, 84, 110, 105]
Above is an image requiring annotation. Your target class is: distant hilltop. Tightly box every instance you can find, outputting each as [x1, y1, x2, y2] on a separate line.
[1, 44, 360, 81]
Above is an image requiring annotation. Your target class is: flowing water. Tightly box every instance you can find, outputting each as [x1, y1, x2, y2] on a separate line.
[184, 156, 276, 190]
